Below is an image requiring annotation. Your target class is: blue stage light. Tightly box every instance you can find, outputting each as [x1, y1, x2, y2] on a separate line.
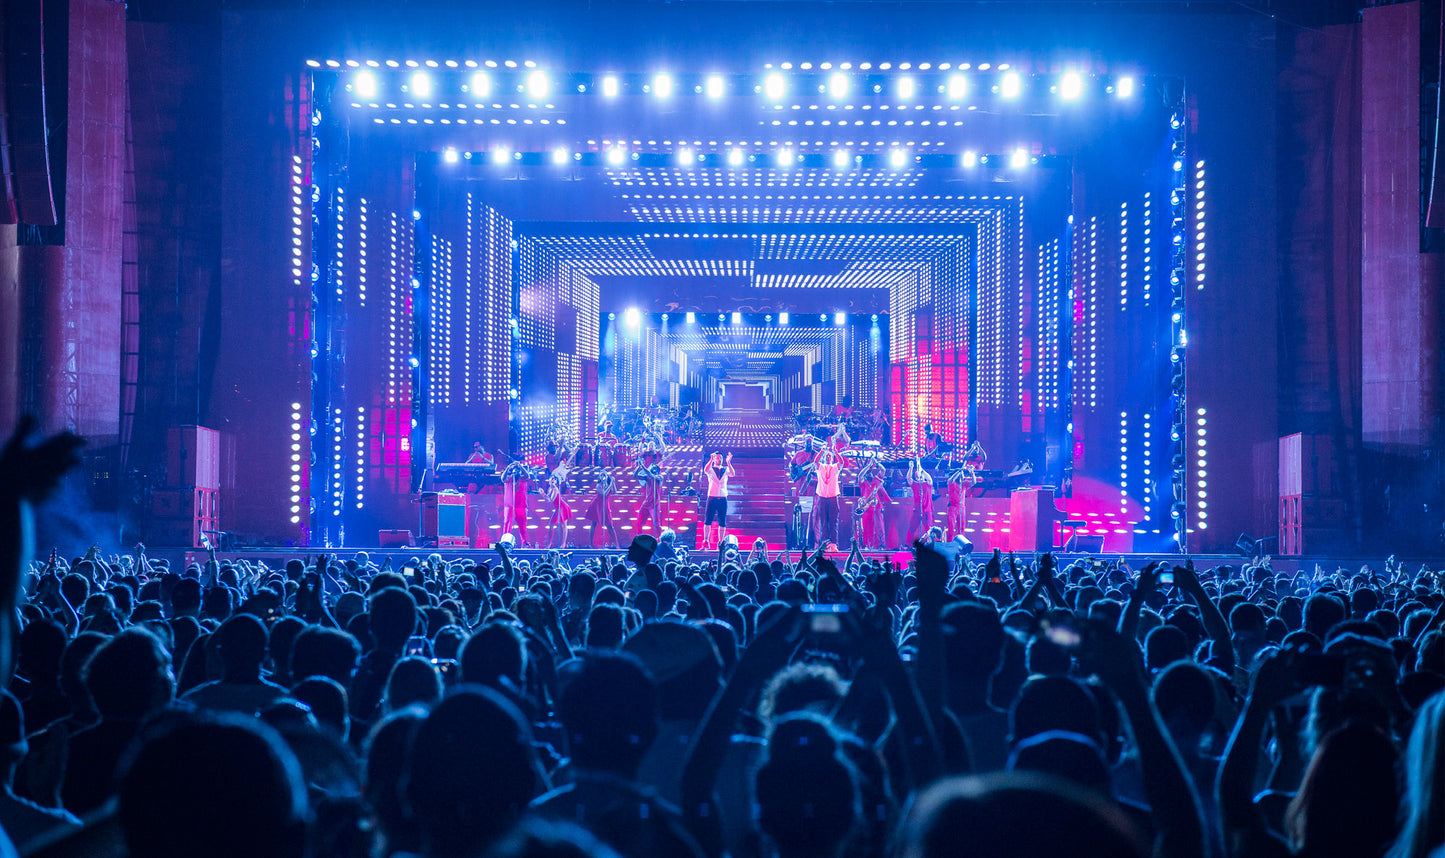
[828, 72, 849, 99]
[1060, 71, 1083, 101]
[685, 311, 696, 323]
[778, 312, 789, 324]
[552, 147, 568, 165]
[961, 150, 978, 168]
[947, 73, 968, 99]
[764, 72, 786, 101]
[728, 148, 744, 166]
[889, 148, 907, 168]
[601, 75, 619, 97]
[897, 76, 916, 99]
[833, 149, 850, 169]
[491, 147, 510, 164]
[705, 75, 725, 99]
[469, 71, 491, 96]
[1010, 147, 1028, 168]
[653, 73, 674, 98]
[526, 70, 549, 98]
[1116, 76, 1135, 98]
[442, 148, 458, 164]
[409, 70, 432, 98]
[1000, 71, 1022, 99]
[606, 147, 626, 166]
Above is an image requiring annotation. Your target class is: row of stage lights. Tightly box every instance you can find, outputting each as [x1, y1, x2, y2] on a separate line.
[438, 147, 1050, 169]
[606, 309, 875, 326]
[326, 65, 1139, 106]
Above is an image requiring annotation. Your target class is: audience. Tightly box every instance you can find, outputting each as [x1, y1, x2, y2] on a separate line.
[0, 419, 1441, 858]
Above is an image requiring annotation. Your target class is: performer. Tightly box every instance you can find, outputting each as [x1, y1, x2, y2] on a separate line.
[699, 451, 736, 550]
[634, 444, 667, 536]
[464, 443, 499, 549]
[544, 447, 578, 548]
[831, 394, 853, 422]
[856, 458, 891, 550]
[906, 451, 935, 545]
[786, 435, 818, 502]
[584, 470, 621, 548]
[945, 458, 978, 540]
[828, 422, 854, 468]
[465, 442, 495, 467]
[811, 447, 844, 550]
[500, 459, 533, 547]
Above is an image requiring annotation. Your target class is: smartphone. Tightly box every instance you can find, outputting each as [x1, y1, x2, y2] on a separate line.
[405, 635, 430, 658]
[1041, 618, 1083, 649]
[431, 658, 457, 680]
[802, 603, 848, 635]
[1159, 570, 1176, 585]
[1295, 653, 1345, 688]
[401, 565, 418, 580]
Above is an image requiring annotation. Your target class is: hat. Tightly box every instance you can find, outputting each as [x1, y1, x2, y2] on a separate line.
[627, 534, 658, 567]
[623, 621, 722, 684]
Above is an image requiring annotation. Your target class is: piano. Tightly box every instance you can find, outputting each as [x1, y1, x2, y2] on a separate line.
[435, 463, 501, 488]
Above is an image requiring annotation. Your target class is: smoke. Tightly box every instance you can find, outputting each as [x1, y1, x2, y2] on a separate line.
[32, 469, 129, 563]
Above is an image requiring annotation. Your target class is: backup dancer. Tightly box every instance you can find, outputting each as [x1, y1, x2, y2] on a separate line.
[945, 458, 978, 540]
[584, 470, 621, 548]
[634, 440, 667, 536]
[856, 458, 891, 550]
[906, 451, 935, 545]
[700, 451, 736, 550]
[544, 447, 577, 548]
[500, 459, 533, 547]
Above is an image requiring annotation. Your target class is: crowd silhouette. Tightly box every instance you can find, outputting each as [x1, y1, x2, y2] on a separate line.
[0, 419, 1441, 858]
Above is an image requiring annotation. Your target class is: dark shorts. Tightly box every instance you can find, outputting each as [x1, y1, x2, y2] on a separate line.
[705, 496, 729, 526]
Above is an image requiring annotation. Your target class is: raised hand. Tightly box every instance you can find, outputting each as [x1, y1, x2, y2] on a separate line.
[0, 416, 85, 503]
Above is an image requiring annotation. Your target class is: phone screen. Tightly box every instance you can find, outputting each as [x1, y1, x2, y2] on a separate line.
[1159, 571, 1176, 585]
[405, 635, 430, 658]
[801, 603, 848, 635]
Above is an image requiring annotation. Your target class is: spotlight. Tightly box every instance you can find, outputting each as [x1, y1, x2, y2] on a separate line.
[606, 147, 626, 166]
[526, 69, 549, 98]
[833, 149, 850, 169]
[1059, 71, 1084, 101]
[705, 75, 726, 99]
[353, 70, 378, 99]
[828, 72, 849, 99]
[871, 314, 879, 322]
[469, 71, 491, 96]
[653, 72, 674, 98]
[443, 148, 459, 164]
[624, 307, 641, 326]
[601, 75, 619, 97]
[1010, 147, 1028, 168]
[961, 150, 978, 168]
[409, 70, 433, 98]
[731, 311, 742, 323]
[552, 147, 568, 165]
[889, 148, 908, 168]
[834, 312, 846, 325]
[1000, 71, 1022, 98]
[677, 147, 695, 165]
[777, 148, 794, 167]
[728, 148, 745, 166]
[491, 146, 510, 164]
[608, 312, 616, 320]
[947, 73, 968, 99]
[661, 313, 669, 321]
[764, 72, 786, 101]
[1116, 76, 1135, 98]
[819, 314, 828, 322]
[897, 76, 916, 99]
[685, 311, 696, 323]
[778, 311, 789, 324]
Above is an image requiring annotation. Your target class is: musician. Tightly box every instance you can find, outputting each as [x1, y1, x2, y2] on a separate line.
[786, 436, 818, 502]
[465, 442, 494, 467]
[463, 443, 499, 549]
[906, 450, 935, 545]
[828, 423, 854, 468]
[856, 458, 891, 550]
[584, 470, 621, 548]
[500, 460, 533, 548]
[699, 451, 736, 551]
[946, 458, 979, 541]
[831, 394, 853, 422]
[811, 447, 844, 550]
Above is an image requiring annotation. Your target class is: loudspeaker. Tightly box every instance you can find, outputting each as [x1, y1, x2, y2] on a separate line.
[1065, 534, 1105, 553]
[378, 529, 414, 548]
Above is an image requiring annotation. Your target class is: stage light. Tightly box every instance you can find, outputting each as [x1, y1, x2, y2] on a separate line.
[705, 75, 725, 99]
[829, 72, 849, 99]
[731, 311, 742, 323]
[1000, 71, 1022, 98]
[764, 72, 786, 101]
[831, 312, 845, 325]
[778, 312, 789, 324]
[897, 76, 916, 99]
[728, 148, 745, 166]
[947, 73, 968, 99]
[492, 147, 510, 164]
[552, 147, 568, 164]
[889, 148, 908, 168]
[469, 71, 491, 96]
[718, 313, 726, 322]
[526, 69, 549, 98]
[409, 70, 433, 98]
[353, 70, 378, 99]
[1010, 147, 1028, 168]
[961, 150, 978, 168]
[819, 314, 828, 322]
[443, 148, 459, 164]
[606, 147, 625, 166]
[677, 147, 695, 165]
[833, 149, 850, 169]
[777, 148, 794, 167]
[1116, 76, 1135, 98]
[653, 73, 674, 98]
[625, 307, 641, 327]
[601, 75, 619, 97]
[1059, 71, 1084, 101]
[685, 311, 696, 323]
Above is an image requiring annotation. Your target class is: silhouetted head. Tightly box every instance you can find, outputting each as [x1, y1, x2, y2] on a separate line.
[460, 622, 528, 690]
[215, 613, 269, 680]
[1285, 721, 1400, 858]
[369, 588, 420, 652]
[385, 657, 442, 713]
[85, 627, 174, 721]
[755, 713, 859, 858]
[556, 651, 657, 775]
[290, 676, 349, 742]
[289, 626, 361, 687]
[1009, 675, 1101, 748]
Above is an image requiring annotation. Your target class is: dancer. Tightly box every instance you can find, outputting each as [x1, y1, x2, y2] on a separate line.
[700, 451, 736, 550]
[584, 470, 621, 548]
[828, 422, 854, 468]
[786, 436, 818, 502]
[544, 447, 578, 548]
[633, 443, 667, 537]
[945, 456, 978, 540]
[906, 450, 935, 545]
[811, 447, 844, 550]
[856, 458, 891, 550]
[500, 458, 533, 547]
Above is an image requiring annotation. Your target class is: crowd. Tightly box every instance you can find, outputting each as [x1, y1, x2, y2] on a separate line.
[0, 419, 1442, 858]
